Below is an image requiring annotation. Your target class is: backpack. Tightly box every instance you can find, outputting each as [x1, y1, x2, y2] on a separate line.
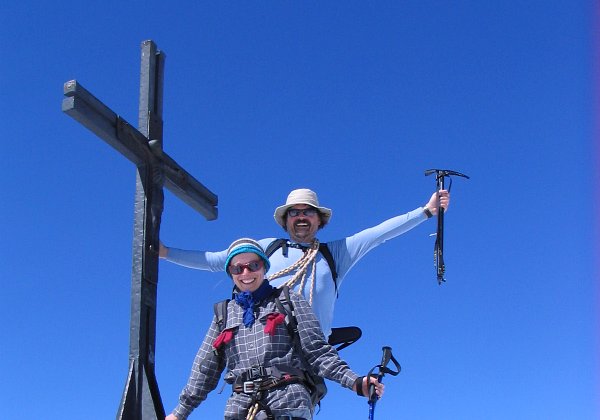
[213, 286, 327, 407]
[265, 238, 362, 351]
[265, 239, 338, 296]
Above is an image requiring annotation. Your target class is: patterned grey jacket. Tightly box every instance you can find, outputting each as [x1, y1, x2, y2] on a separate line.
[172, 287, 359, 419]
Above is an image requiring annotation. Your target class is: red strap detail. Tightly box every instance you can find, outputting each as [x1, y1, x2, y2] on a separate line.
[264, 313, 286, 336]
[213, 329, 234, 350]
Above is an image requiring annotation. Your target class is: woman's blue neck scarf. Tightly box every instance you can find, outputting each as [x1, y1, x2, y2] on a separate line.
[234, 280, 275, 328]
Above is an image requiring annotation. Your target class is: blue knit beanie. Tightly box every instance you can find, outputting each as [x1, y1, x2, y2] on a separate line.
[224, 238, 271, 277]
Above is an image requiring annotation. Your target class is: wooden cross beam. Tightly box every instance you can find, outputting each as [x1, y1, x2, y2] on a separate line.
[62, 40, 218, 420]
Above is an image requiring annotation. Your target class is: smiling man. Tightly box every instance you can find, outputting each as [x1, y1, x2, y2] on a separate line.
[282, 204, 322, 243]
[161, 187, 449, 338]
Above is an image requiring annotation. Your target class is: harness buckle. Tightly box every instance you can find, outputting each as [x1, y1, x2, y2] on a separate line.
[243, 381, 256, 394]
[252, 366, 263, 378]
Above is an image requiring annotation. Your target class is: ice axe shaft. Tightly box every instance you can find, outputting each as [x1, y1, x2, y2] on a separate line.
[424, 169, 470, 284]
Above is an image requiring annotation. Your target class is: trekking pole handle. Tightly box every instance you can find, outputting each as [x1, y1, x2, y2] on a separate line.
[379, 346, 392, 380]
[367, 346, 401, 419]
[368, 346, 393, 402]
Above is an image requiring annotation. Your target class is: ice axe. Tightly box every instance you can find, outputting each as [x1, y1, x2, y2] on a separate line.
[424, 168, 470, 284]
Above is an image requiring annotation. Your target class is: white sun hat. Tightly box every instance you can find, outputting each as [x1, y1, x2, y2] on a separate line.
[273, 188, 332, 228]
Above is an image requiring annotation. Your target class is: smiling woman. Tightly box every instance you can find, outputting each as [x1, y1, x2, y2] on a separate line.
[165, 238, 384, 420]
[225, 238, 271, 293]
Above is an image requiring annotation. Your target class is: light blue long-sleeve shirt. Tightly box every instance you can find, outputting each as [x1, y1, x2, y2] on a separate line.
[166, 207, 428, 337]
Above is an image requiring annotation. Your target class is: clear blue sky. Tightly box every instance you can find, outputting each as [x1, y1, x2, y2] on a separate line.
[2, 2, 597, 419]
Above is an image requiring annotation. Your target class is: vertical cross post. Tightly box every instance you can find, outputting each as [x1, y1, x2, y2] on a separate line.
[117, 40, 166, 420]
[62, 40, 218, 420]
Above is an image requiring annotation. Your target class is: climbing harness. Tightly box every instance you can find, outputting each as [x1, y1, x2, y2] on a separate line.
[232, 366, 308, 420]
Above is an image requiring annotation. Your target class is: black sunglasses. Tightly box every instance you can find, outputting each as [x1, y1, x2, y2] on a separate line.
[287, 208, 318, 217]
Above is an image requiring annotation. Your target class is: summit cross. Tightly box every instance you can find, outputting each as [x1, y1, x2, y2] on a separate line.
[62, 40, 218, 420]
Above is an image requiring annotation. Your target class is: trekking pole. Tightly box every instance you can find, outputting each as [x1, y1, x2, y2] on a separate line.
[424, 169, 470, 284]
[367, 346, 401, 420]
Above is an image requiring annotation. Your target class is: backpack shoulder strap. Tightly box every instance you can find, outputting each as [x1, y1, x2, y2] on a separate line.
[274, 286, 299, 342]
[318, 243, 338, 295]
[275, 286, 328, 406]
[266, 238, 289, 257]
[213, 299, 230, 332]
